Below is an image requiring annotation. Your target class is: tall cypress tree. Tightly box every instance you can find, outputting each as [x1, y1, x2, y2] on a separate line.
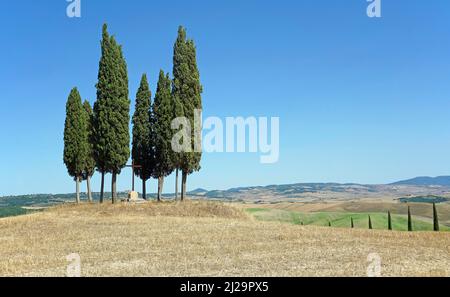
[351, 217, 354, 229]
[132, 74, 153, 200]
[64, 88, 88, 204]
[172, 26, 203, 201]
[108, 35, 130, 204]
[433, 203, 440, 232]
[94, 24, 130, 204]
[368, 215, 373, 230]
[83, 100, 96, 203]
[408, 206, 413, 232]
[94, 24, 112, 203]
[172, 87, 184, 201]
[388, 211, 392, 231]
[172, 26, 187, 201]
[153, 70, 175, 201]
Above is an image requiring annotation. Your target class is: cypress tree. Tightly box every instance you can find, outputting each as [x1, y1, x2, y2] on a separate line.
[132, 74, 153, 200]
[172, 93, 184, 201]
[351, 217, 354, 229]
[368, 215, 373, 230]
[93, 24, 112, 203]
[172, 26, 187, 201]
[82, 100, 96, 203]
[63, 88, 88, 204]
[111, 35, 130, 204]
[388, 211, 392, 231]
[328, 221, 332, 227]
[94, 24, 130, 204]
[433, 203, 440, 232]
[172, 26, 203, 201]
[153, 70, 175, 201]
[408, 206, 413, 232]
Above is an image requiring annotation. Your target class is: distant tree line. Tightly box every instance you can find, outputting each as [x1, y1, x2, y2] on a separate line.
[63, 24, 202, 203]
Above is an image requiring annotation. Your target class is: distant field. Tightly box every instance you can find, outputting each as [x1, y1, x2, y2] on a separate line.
[243, 201, 450, 227]
[0, 201, 449, 277]
[246, 208, 450, 232]
[0, 206, 40, 219]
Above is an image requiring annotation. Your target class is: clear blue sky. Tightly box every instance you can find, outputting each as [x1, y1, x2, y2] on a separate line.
[1, 0, 450, 196]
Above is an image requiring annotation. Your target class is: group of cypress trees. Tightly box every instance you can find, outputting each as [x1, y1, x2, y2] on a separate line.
[64, 24, 202, 203]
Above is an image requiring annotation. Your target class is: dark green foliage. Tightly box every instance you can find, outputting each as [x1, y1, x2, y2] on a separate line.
[388, 211, 392, 230]
[132, 74, 154, 199]
[368, 215, 373, 230]
[153, 70, 175, 200]
[82, 101, 96, 179]
[328, 221, 332, 227]
[172, 26, 203, 200]
[398, 195, 449, 204]
[153, 71, 174, 177]
[63, 88, 88, 203]
[433, 203, 440, 232]
[94, 25, 112, 175]
[83, 100, 96, 202]
[93, 24, 111, 202]
[351, 217, 354, 228]
[93, 24, 130, 203]
[64, 88, 88, 178]
[408, 206, 413, 232]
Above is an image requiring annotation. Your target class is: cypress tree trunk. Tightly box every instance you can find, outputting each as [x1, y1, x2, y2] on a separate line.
[368, 215, 373, 230]
[87, 175, 92, 203]
[408, 206, 413, 232]
[388, 211, 392, 230]
[181, 171, 187, 201]
[175, 168, 179, 200]
[433, 203, 439, 232]
[142, 177, 146, 200]
[76, 176, 80, 204]
[100, 171, 105, 204]
[157, 176, 164, 202]
[112, 172, 117, 204]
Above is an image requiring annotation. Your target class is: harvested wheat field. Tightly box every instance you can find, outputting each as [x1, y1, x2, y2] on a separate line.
[0, 201, 449, 277]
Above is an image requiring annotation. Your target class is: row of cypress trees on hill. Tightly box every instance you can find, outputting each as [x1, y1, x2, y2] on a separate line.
[131, 71, 175, 201]
[64, 24, 202, 203]
[131, 27, 202, 201]
[348, 204, 441, 231]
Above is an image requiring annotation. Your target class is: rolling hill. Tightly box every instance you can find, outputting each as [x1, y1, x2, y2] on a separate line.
[390, 176, 450, 186]
[0, 202, 448, 276]
[1, 177, 450, 214]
